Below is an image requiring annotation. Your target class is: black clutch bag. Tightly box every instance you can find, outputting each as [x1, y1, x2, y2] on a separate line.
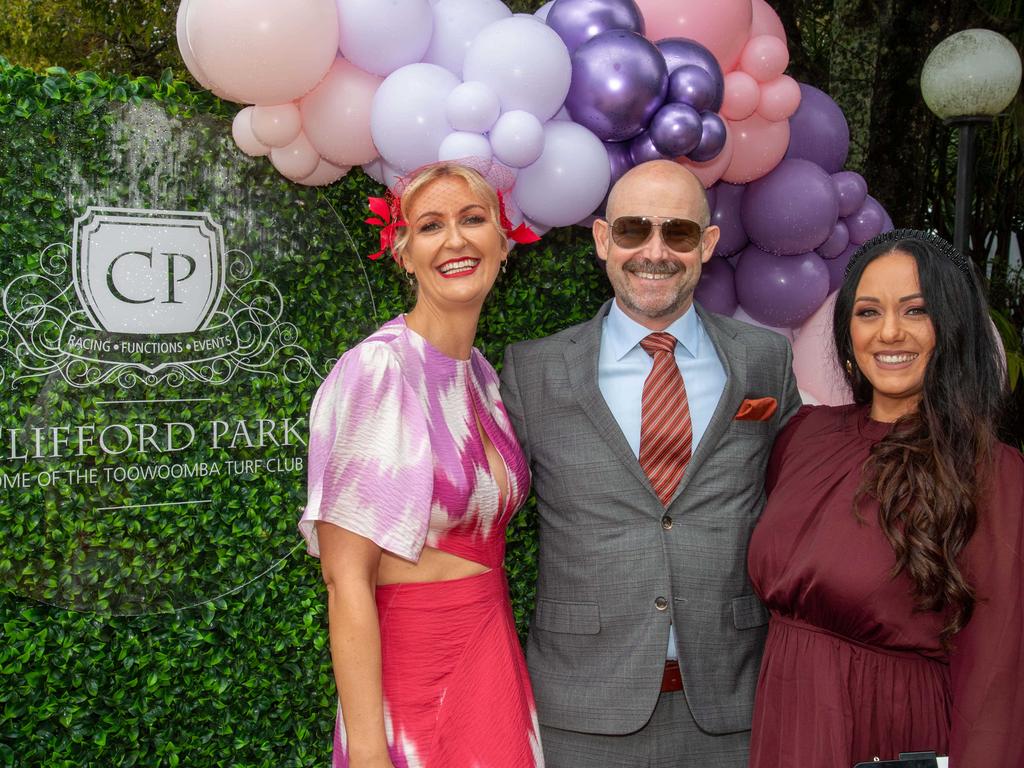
[853, 751, 940, 768]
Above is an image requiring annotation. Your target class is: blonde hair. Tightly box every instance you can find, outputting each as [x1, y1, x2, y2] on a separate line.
[391, 163, 508, 265]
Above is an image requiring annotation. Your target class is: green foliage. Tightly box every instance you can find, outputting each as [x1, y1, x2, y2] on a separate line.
[0, 60, 608, 765]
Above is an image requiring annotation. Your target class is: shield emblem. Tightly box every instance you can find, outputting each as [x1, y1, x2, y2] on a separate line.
[72, 208, 226, 335]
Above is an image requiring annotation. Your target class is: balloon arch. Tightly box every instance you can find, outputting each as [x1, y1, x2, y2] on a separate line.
[176, 0, 893, 404]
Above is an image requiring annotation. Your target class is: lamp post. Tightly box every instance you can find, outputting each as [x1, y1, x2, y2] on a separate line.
[920, 29, 1022, 257]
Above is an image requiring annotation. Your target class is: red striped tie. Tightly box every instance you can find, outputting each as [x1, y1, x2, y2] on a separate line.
[639, 332, 692, 506]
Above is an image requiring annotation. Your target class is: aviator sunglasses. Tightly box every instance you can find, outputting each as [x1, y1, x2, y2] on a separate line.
[609, 216, 704, 253]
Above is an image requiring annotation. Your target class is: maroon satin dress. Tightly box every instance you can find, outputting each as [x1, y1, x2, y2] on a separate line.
[748, 405, 1024, 768]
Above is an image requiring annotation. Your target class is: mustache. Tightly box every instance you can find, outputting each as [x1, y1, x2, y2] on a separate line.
[622, 259, 682, 275]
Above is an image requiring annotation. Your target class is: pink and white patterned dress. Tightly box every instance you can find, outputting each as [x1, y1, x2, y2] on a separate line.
[300, 315, 543, 768]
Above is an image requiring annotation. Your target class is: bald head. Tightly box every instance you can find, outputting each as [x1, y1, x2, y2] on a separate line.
[605, 160, 711, 227]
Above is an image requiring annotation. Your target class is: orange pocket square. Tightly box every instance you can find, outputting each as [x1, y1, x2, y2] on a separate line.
[735, 397, 778, 422]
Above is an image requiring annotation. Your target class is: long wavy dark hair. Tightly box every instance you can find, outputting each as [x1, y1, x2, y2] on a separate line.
[833, 232, 1005, 645]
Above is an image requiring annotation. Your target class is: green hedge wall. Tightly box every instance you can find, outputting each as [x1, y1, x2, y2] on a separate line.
[0, 61, 610, 766]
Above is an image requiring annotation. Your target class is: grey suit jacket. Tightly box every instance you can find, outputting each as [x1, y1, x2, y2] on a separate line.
[500, 300, 801, 737]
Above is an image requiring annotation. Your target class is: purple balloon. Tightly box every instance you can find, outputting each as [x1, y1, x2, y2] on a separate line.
[628, 130, 668, 164]
[605, 139, 634, 183]
[705, 185, 717, 212]
[546, 0, 645, 55]
[845, 195, 886, 244]
[687, 111, 726, 162]
[831, 171, 868, 218]
[668, 65, 717, 112]
[711, 181, 748, 257]
[566, 30, 668, 142]
[656, 37, 724, 112]
[695, 255, 737, 316]
[649, 102, 702, 156]
[785, 84, 850, 174]
[735, 245, 831, 328]
[825, 242, 857, 293]
[742, 159, 840, 256]
[816, 220, 850, 260]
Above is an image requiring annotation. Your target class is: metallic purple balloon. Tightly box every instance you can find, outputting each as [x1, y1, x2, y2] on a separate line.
[656, 37, 724, 111]
[711, 182, 748, 257]
[628, 130, 667, 164]
[649, 102, 702, 157]
[735, 245, 830, 328]
[831, 171, 868, 218]
[668, 65, 717, 112]
[816, 220, 850, 260]
[785, 83, 850, 174]
[695, 255, 738, 316]
[606, 139, 634, 184]
[687, 111, 726, 162]
[566, 30, 669, 142]
[546, 0, 645, 55]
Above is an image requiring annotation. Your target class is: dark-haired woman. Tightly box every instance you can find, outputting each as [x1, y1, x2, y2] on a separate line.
[747, 230, 1024, 767]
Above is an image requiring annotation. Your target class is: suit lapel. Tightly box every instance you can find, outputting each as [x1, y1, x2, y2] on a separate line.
[666, 305, 747, 505]
[564, 301, 658, 497]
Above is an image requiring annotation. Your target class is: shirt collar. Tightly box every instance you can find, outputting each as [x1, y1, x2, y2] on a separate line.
[604, 300, 701, 362]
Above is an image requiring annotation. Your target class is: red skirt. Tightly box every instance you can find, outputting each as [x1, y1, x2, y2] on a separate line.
[332, 568, 544, 767]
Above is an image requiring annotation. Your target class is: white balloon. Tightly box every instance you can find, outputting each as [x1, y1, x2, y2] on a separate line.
[534, 0, 555, 22]
[446, 81, 502, 133]
[462, 16, 572, 121]
[371, 63, 461, 172]
[337, 0, 434, 77]
[438, 132, 493, 163]
[423, 0, 511, 75]
[489, 110, 544, 168]
[513, 121, 611, 228]
[231, 107, 270, 157]
[250, 103, 303, 148]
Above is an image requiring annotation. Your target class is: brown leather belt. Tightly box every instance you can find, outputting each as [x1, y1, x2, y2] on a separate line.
[661, 660, 683, 692]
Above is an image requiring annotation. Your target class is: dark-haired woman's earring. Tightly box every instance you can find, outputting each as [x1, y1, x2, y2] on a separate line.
[844, 359, 854, 375]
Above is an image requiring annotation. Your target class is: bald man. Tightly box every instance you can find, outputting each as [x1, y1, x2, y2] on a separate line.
[500, 160, 800, 767]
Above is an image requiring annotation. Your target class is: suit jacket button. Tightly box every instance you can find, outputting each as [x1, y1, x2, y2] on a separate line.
[654, 597, 668, 611]
[661, 515, 673, 530]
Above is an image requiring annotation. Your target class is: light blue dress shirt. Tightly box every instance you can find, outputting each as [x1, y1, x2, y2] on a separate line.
[598, 300, 727, 660]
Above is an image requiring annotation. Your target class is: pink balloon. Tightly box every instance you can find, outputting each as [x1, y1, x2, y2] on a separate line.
[635, 0, 753, 71]
[187, 0, 338, 105]
[721, 113, 790, 184]
[677, 124, 734, 188]
[721, 71, 760, 121]
[270, 132, 321, 181]
[231, 107, 270, 157]
[297, 158, 351, 186]
[251, 103, 303, 148]
[739, 34, 789, 83]
[300, 57, 383, 167]
[791, 292, 853, 406]
[756, 75, 801, 121]
[176, 0, 218, 93]
[749, 0, 787, 41]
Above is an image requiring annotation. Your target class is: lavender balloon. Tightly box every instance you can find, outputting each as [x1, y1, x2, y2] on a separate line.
[628, 130, 667, 164]
[687, 111, 726, 162]
[742, 158, 840, 255]
[668, 65, 718, 112]
[546, 0, 645, 55]
[649, 102, 702, 156]
[831, 170, 868, 218]
[711, 182, 748, 257]
[656, 38, 724, 112]
[785, 83, 850, 174]
[735, 245, 831, 328]
[695, 256, 738, 316]
[845, 195, 887, 244]
[566, 30, 669, 142]
[816, 220, 850, 260]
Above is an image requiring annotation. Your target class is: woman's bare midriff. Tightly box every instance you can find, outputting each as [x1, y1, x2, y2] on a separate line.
[377, 545, 490, 586]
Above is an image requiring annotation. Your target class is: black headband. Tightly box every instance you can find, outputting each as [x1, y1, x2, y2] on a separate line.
[844, 228, 973, 281]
